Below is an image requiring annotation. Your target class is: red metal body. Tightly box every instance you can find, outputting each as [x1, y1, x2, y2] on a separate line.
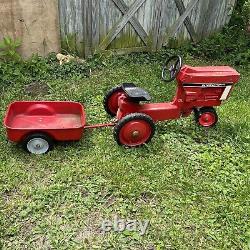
[116, 65, 240, 121]
[4, 101, 86, 143]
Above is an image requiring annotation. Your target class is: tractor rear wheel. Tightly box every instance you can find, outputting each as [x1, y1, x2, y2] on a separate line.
[103, 86, 125, 117]
[114, 113, 155, 147]
[194, 107, 218, 128]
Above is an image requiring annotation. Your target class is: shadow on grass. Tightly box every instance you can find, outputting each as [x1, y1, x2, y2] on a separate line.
[157, 118, 247, 145]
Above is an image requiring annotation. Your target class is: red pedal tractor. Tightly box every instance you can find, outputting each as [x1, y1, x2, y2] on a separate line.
[3, 55, 240, 154]
[104, 55, 240, 147]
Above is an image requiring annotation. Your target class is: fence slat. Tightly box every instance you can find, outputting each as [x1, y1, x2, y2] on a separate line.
[167, 0, 200, 40]
[112, 0, 148, 45]
[58, 0, 236, 57]
[174, 0, 197, 42]
[99, 0, 146, 50]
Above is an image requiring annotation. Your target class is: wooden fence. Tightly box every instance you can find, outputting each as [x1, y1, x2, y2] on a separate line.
[0, 0, 60, 58]
[0, 0, 236, 58]
[59, 0, 236, 57]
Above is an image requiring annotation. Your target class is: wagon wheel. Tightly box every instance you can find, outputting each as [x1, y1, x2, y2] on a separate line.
[23, 133, 54, 154]
[194, 107, 218, 128]
[114, 113, 155, 147]
[103, 86, 125, 117]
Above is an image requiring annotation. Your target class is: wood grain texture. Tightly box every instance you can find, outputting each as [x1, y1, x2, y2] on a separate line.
[0, 0, 60, 58]
[112, 0, 148, 45]
[58, 0, 237, 57]
[99, 0, 146, 50]
[168, 0, 199, 39]
[0, 0, 236, 57]
[174, 0, 197, 42]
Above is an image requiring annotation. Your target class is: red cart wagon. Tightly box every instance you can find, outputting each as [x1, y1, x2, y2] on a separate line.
[4, 101, 86, 154]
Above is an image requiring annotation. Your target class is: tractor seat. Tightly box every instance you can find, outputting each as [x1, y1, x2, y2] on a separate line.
[122, 83, 151, 102]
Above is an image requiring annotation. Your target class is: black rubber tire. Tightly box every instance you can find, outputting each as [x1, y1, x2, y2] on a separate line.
[22, 133, 54, 154]
[193, 108, 199, 122]
[103, 86, 124, 117]
[114, 113, 155, 147]
[194, 107, 218, 127]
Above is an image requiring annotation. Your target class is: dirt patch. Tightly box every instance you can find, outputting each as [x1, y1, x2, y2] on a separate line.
[75, 210, 104, 244]
[24, 81, 49, 96]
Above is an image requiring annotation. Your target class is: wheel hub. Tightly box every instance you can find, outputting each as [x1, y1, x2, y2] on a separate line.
[27, 138, 49, 154]
[118, 119, 153, 146]
[132, 130, 140, 138]
[199, 113, 215, 127]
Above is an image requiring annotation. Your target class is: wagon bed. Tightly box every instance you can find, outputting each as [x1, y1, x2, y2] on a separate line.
[4, 101, 86, 142]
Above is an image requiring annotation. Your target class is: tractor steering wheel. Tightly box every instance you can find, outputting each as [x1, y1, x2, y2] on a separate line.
[162, 55, 183, 82]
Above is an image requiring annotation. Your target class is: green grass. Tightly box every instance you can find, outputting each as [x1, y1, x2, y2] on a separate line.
[0, 55, 249, 249]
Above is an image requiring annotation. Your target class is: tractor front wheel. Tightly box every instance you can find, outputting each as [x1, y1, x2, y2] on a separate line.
[194, 107, 218, 128]
[114, 113, 155, 147]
